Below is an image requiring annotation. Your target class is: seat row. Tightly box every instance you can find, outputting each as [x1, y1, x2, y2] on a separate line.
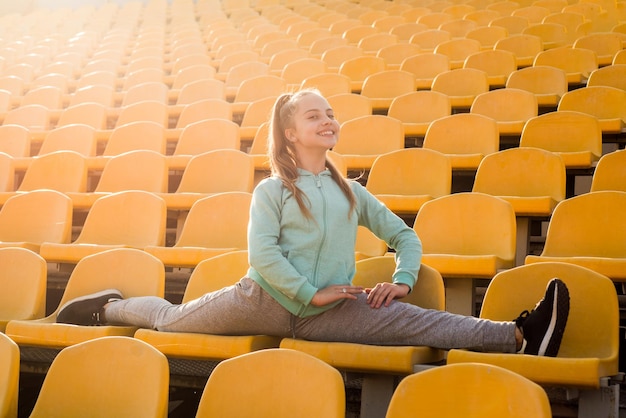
[0, 247, 620, 417]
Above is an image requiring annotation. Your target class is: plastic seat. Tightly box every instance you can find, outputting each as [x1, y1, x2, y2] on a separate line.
[40, 191, 167, 264]
[20, 86, 63, 110]
[333, 115, 404, 171]
[399, 53, 450, 90]
[135, 251, 281, 365]
[387, 91, 451, 139]
[375, 43, 421, 70]
[342, 24, 380, 45]
[171, 64, 216, 89]
[0, 153, 13, 193]
[557, 86, 626, 135]
[224, 61, 269, 101]
[114, 100, 169, 128]
[447, 262, 620, 414]
[386, 363, 551, 418]
[76, 70, 118, 90]
[522, 22, 568, 49]
[525, 191, 626, 280]
[433, 38, 482, 69]
[300, 73, 352, 97]
[465, 25, 509, 49]
[423, 113, 499, 171]
[6, 248, 165, 348]
[587, 64, 626, 91]
[169, 118, 241, 170]
[195, 349, 344, 418]
[176, 79, 226, 104]
[28, 336, 169, 418]
[591, 149, 626, 192]
[360, 70, 417, 113]
[357, 33, 398, 55]
[463, 49, 517, 89]
[281, 259, 445, 418]
[519, 110, 602, 170]
[268, 48, 309, 76]
[69, 85, 115, 107]
[574, 33, 623, 67]
[505, 65, 567, 109]
[542, 11, 586, 43]
[470, 88, 538, 137]
[321, 45, 364, 72]
[494, 33, 543, 68]
[162, 149, 254, 210]
[3, 104, 50, 132]
[408, 29, 452, 53]
[327, 93, 372, 124]
[238, 96, 277, 142]
[417, 11, 455, 29]
[338, 55, 386, 93]
[175, 99, 232, 129]
[533, 46, 598, 86]
[57, 102, 108, 130]
[121, 81, 168, 106]
[431, 68, 489, 111]
[232, 75, 286, 110]
[145, 192, 251, 267]
[0, 247, 47, 332]
[413, 192, 517, 314]
[0, 333, 19, 418]
[280, 58, 328, 90]
[366, 148, 451, 216]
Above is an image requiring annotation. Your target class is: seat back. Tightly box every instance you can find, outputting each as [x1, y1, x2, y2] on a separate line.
[176, 192, 251, 249]
[470, 88, 538, 122]
[21, 85, 63, 109]
[195, 349, 344, 418]
[540, 191, 626, 258]
[533, 46, 598, 77]
[494, 33, 543, 66]
[334, 115, 404, 156]
[95, 150, 168, 193]
[522, 22, 568, 49]
[386, 363, 551, 418]
[173, 118, 240, 155]
[558, 85, 626, 121]
[360, 70, 417, 101]
[57, 102, 108, 129]
[587, 64, 626, 91]
[29, 336, 169, 418]
[0, 333, 19, 418]
[182, 250, 249, 301]
[473, 147, 565, 201]
[122, 81, 168, 106]
[388, 91, 451, 124]
[0, 190, 73, 245]
[506, 65, 568, 97]
[70, 85, 114, 107]
[482, 262, 618, 363]
[338, 55, 386, 91]
[38, 124, 97, 157]
[116, 100, 169, 128]
[399, 53, 450, 89]
[326, 93, 372, 124]
[176, 99, 232, 128]
[172, 64, 216, 89]
[4, 104, 50, 131]
[300, 73, 352, 97]
[103, 121, 166, 156]
[0, 153, 13, 192]
[354, 256, 445, 310]
[591, 150, 626, 192]
[433, 38, 482, 68]
[413, 192, 516, 261]
[423, 113, 499, 156]
[0, 125, 30, 157]
[431, 68, 489, 98]
[280, 58, 328, 86]
[177, 79, 226, 104]
[409, 29, 452, 52]
[75, 191, 167, 247]
[176, 149, 254, 194]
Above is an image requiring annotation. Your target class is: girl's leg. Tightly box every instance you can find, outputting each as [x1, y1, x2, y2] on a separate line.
[294, 293, 517, 353]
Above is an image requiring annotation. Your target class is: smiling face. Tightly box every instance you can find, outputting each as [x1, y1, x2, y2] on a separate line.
[284, 92, 339, 156]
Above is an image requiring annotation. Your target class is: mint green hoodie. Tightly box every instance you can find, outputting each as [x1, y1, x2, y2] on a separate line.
[247, 168, 422, 318]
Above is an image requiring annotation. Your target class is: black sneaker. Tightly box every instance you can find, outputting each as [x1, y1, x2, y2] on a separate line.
[514, 278, 570, 357]
[56, 289, 123, 326]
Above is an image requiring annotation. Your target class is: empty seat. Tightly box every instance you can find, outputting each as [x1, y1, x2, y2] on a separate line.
[557, 86, 626, 135]
[431, 68, 489, 110]
[494, 33, 543, 68]
[387, 91, 451, 139]
[574, 33, 624, 67]
[360, 70, 417, 113]
[0, 333, 19, 418]
[463, 49, 517, 89]
[587, 64, 626, 91]
[399, 52, 450, 90]
[533, 46, 598, 86]
[591, 149, 626, 192]
[338, 55, 386, 93]
[326, 93, 372, 124]
[433, 38, 482, 69]
[505, 65, 567, 109]
[470, 88, 538, 137]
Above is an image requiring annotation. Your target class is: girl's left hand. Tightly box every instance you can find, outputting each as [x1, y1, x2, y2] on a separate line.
[365, 282, 410, 309]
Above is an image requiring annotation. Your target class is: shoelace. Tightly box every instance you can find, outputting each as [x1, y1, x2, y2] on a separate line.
[514, 309, 531, 328]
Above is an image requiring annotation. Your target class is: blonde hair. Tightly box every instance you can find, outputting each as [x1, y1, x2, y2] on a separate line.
[268, 89, 356, 219]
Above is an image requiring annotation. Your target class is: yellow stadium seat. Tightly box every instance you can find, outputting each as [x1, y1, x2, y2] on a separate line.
[175, 99, 232, 128]
[3, 104, 50, 132]
[387, 91, 451, 139]
[333, 115, 404, 172]
[0, 333, 19, 418]
[338, 55, 386, 93]
[533, 46, 598, 86]
[489, 15, 531, 35]
[470, 88, 538, 137]
[413, 192, 516, 314]
[366, 148, 451, 216]
[29, 337, 169, 418]
[386, 363, 551, 418]
[121, 81, 168, 106]
[342, 24, 379, 45]
[135, 251, 281, 365]
[300, 73, 352, 97]
[268, 48, 309, 76]
[238, 95, 277, 142]
[558, 86, 626, 135]
[408, 29, 452, 53]
[494, 33, 543, 68]
[145, 192, 251, 268]
[389, 22, 429, 42]
[281, 258, 445, 418]
[525, 191, 626, 280]
[423, 113, 499, 171]
[327, 93, 372, 125]
[587, 64, 626, 91]
[40, 191, 167, 264]
[357, 32, 398, 55]
[0, 153, 13, 192]
[463, 49, 517, 88]
[542, 11, 586, 43]
[6, 248, 165, 349]
[20, 85, 63, 110]
[280, 57, 328, 90]
[69, 85, 114, 107]
[354, 225, 388, 261]
[466, 25, 509, 49]
[360, 70, 417, 113]
[399, 52, 450, 90]
[434, 38, 482, 69]
[417, 11, 455, 29]
[591, 149, 626, 192]
[0, 247, 47, 332]
[523, 22, 569, 49]
[224, 61, 269, 101]
[171, 64, 216, 89]
[57, 102, 108, 130]
[195, 349, 344, 418]
[512, 5, 551, 24]
[376, 43, 422, 70]
[505, 65, 567, 109]
[0, 76, 25, 97]
[447, 262, 620, 415]
[176, 79, 226, 104]
[114, 100, 169, 128]
[431, 68, 489, 111]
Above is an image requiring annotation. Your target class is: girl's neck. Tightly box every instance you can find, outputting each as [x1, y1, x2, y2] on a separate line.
[297, 151, 327, 175]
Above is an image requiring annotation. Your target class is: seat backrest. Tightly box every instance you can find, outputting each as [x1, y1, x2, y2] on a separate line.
[465, 25, 508, 48]
[38, 124, 98, 157]
[177, 78, 226, 104]
[280, 58, 328, 86]
[176, 99, 232, 128]
[3, 104, 50, 131]
[0, 333, 19, 418]
[18, 150, 88, 192]
[334, 115, 404, 155]
[70, 84, 114, 107]
[21, 85, 63, 109]
[300, 73, 352, 97]
[360, 70, 416, 100]
[473, 147, 565, 201]
[0, 153, 13, 192]
[494, 33, 543, 63]
[233, 75, 286, 103]
[399, 52, 450, 83]
[522, 22, 568, 48]
[173, 118, 240, 155]
[587, 64, 626, 91]
[366, 148, 451, 197]
[172, 64, 216, 89]
[0, 124, 30, 157]
[116, 100, 169, 127]
[326, 93, 372, 124]
[388, 90, 451, 124]
[176, 192, 251, 249]
[195, 349, 344, 418]
[240, 96, 277, 128]
[75, 191, 167, 247]
[533, 46, 598, 76]
[591, 149, 626, 192]
[433, 38, 482, 66]
[413, 192, 516, 261]
[409, 29, 452, 51]
[557, 85, 626, 121]
[29, 336, 169, 418]
[541, 191, 626, 258]
[0, 247, 47, 330]
[0, 190, 73, 245]
[470, 88, 538, 122]
[386, 363, 551, 418]
[57, 102, 108, 130]
[483, 262, 619, 362]
[176, 149, 254, 194]
[520, 110, 602, 158]
[183, 250, 249, 301]
[353, 256, 445, 310]
[431, 68, 489, 97]
[103, 121, 166, 156]
[95, 150, 168, 193]
[423, 113, 499, 156]
[224, 60, 269, 89]
[376, 43, 422, 68]
[506, 65, 568, 97]
[573, 33, 623, 61]
[338, 55, 386, 88]
[463, 49, 517, 79]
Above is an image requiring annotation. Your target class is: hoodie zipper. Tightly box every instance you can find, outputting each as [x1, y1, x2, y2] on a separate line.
[311, 173, 326, 289]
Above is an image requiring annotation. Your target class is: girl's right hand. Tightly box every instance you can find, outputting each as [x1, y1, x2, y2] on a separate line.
[310, 285, 364, 307]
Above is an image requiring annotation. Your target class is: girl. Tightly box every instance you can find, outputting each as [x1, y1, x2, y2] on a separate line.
[58, 89, 569, 357]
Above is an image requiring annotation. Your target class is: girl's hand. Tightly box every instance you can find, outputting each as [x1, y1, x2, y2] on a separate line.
[365, 283, 410, 308]
[310, 285, 364, 307]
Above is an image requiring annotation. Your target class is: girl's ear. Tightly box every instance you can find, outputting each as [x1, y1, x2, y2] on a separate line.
[284, 128, 296, 142]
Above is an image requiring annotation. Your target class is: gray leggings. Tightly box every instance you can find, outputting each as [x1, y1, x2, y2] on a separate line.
[106, 277, 517, 352]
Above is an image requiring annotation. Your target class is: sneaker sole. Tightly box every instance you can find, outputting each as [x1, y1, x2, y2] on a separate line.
[538, 279, 570, 357]
[57, 288, 123, 316]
